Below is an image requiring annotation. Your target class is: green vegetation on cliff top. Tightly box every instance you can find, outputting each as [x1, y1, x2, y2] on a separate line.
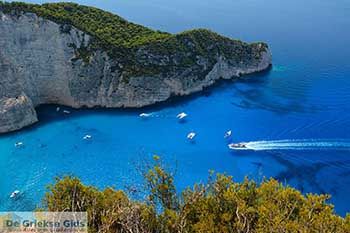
[0, 2, 269, 79]
[0, 2, 267, 51]
[0, 1, 171, 48]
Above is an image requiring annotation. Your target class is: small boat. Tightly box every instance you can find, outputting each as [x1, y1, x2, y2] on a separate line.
[63, 110, 71, 114]
[228, 143, 248, 150]
[83, 135, 92, 140]
[187, 132, 196, 140]
[15, 142, 24, 147]
[56, 107, 60, 112]
[10, 190, 20, 199]
[177, 112, 187, 120]
[224, 130, 232, 138]
[139, 113, 151, 118]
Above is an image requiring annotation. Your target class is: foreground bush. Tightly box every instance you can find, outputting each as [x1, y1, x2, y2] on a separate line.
[44, 159, 350, 233]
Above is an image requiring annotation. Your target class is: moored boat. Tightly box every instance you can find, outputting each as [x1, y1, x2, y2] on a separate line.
[140, 113, 151, 118]
[224, 130, 232, 138]
[187, 132, 196, 140]
[10, 190, 20, 199]
[15, 142, 24, 147]
[83, 135, 92, 140]
[177, 112, 188, 120]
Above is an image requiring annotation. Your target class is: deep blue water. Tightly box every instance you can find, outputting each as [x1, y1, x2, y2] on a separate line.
[1, 0, 350, 215]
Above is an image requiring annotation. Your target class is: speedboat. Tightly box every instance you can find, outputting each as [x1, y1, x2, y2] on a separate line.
[83, 135, 92, 140]
[63, 110, 71, 114]
[10, 190, 20, 199]
[187, 132, 196, 140]
[56, 107, 60, 112]
[224, 130, 232, 138]
[139, 113, 151, 118]
[228, 143, 248, 150]
[177, 112, 187, 120]
[15, 142, 24, 147]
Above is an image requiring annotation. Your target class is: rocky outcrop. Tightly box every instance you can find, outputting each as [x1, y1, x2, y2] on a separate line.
[0, 94, 37, 132]
[0, 11, 271, 133]
[0, 52, 37, 132]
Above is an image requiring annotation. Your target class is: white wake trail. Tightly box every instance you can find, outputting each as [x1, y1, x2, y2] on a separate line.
[243, 139, 350, 151]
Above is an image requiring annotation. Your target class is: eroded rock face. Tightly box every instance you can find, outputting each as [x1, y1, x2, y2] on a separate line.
[0, 95, 37, 133]
[0, 12, 272, 133]
[0, 51, 37, 133]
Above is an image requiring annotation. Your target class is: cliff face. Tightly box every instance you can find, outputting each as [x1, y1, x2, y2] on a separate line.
[0, 11, 271, 133]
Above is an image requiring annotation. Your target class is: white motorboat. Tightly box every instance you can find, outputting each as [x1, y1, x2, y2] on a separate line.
[10, 190, 20, 199]
[139, 113, 151, 118]
[224, 130, 232, 138]
[177, 112, 187, 120]
[83, 135, 92, 140]
[228, 143, 248, 150]
[15, 142, 24, 147]
[187, 132, 196, 140]
[63, 110, 71, 114]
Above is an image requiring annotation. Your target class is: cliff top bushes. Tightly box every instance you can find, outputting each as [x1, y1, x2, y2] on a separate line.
[0, 1, 170, 48]
[43, 158, 350, 233]
[0, 1, 269, 78]
[0, 2, 245, 50]
[0, 2, 267, 52]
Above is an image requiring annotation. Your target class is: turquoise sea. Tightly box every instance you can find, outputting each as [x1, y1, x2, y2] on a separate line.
[1, 0, 350, 215]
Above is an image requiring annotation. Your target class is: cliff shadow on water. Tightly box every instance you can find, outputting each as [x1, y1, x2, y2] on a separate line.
[0, 66, 273, 138]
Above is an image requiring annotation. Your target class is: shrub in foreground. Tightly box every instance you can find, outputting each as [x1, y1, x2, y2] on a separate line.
[44, 159, 350, 233]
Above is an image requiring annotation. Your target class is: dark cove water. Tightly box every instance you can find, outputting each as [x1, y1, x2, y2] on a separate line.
[1, 0, 350, 215]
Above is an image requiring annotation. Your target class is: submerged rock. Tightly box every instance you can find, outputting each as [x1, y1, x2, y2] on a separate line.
[0, 3, 272, 133]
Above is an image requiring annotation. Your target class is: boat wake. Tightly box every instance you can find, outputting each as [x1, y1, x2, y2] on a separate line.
[238, 139, 350, 151]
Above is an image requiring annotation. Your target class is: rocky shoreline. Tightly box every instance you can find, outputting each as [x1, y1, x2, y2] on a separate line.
[0, 11, 272, 133]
